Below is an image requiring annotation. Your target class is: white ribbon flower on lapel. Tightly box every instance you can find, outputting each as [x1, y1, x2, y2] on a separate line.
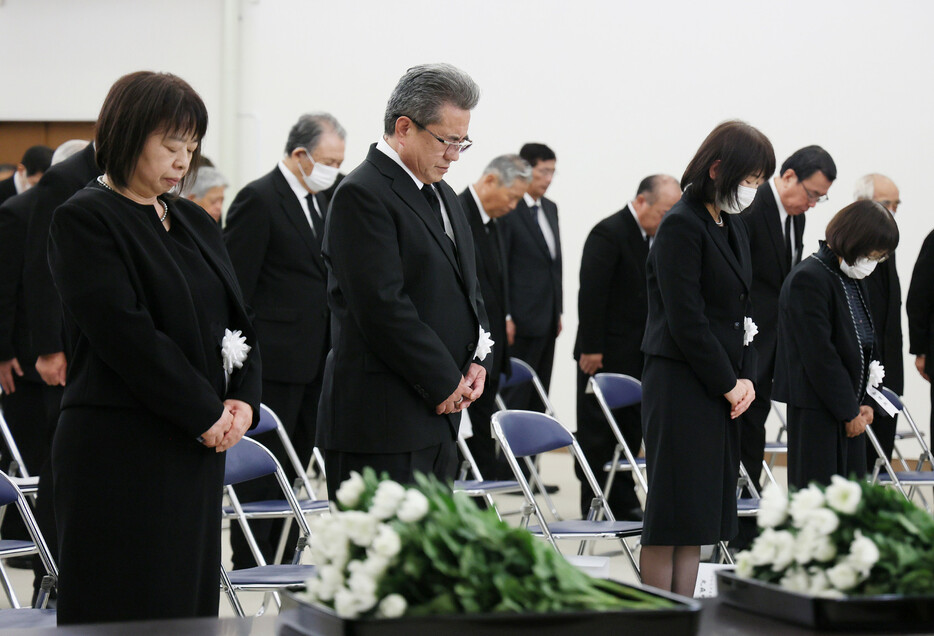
[475, 327, 494, 362]
[868, 360, 885, 388]
[743, 317, 758, 347]
[221, 328, 251, 375]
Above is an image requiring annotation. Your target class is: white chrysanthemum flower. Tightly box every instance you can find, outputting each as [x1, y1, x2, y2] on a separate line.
[846, 530, 880, 575]
[794, 526, 819, 564]
[318, 564, 345, 602]
[757, 483, 789, 528]
[812, 534, 838, 563]
[771, 530, 797, 572]
[347, 570, 377, 597]
[339, 510, 380, 547]
[369, 524, 402, 558]
[868, 360, 885, 388]
[334, 587, 359, 618]
[808, 568, 831, 595]
[825, 475, 862, 515]
[779, 566, 810, 593]
[336, 471, 367, 509]
[748, 528, 779, 566]
[803, 508, 840, 537]
[396, 488, 430, 523]
[370, 481, 407, 520]
[303, 576, 321, 601]
[826, 562, 860, 591]
[476, 327, 495, 361]
[220, 328, 251, 374]
[789, 486, 825, 527]
[743, 317, 759, 346]
[377, 593, 408, 618]
[735, 550, 755, 578]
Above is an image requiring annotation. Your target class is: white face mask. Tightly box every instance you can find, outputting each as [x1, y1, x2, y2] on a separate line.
[298, 149, 339, 192]
[718, 184, 758, 215]
[839, 257, 878, 279]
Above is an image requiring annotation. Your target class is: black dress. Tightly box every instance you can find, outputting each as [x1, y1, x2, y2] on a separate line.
[640, 196, 756, 546]
[48, 183, 261, 624]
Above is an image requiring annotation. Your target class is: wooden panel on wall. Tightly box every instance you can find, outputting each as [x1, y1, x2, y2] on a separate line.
[0, 121, 95, 166]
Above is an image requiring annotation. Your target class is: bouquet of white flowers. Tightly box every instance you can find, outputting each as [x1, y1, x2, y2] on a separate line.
[735, 476, 934, 597]
[299, 468, 672, 619]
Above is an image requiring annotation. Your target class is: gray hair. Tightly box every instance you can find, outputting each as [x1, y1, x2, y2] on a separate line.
[51, 139, 90, 166]
[184, 166, 228, 198]
[482, 154, 532, 186]
[383, 63, 480, 136]
[284, 112, 346, 155]
[853, 174, 878, 200]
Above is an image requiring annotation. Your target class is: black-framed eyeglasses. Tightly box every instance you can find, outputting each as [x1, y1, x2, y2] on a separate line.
[799, 179, 828, 203]
[408, 116, 472, 154]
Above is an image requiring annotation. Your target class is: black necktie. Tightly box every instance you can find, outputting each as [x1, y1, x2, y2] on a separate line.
[306, 193, 324, 243]
[421, 185, 444, 231]
[784, 215, 793, 267]
[530, 203, 540, 219]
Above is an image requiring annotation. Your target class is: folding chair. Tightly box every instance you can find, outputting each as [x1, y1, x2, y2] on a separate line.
[868, 388, 934, 511]
[491, 410, 642, 580]
[588, 374, 648, 502]
[0, 471, 56, 620]
[453, 433, 522, 520]
[760, 400, 788, 490]
[0, 410, 39, 495]
[221, 437, 318, 617]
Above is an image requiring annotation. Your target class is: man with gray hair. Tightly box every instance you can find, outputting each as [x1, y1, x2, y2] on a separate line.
[458, 154, 532, 479]
[318, 63, 490, 497]
[224, 112, 345, 567]
[854, 173, 903, 467]
[184, 165, 228, 223]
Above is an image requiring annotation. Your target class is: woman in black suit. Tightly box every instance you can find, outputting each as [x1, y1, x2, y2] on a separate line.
[640, 121, 774, 595]
[774, 201, 898, 489]
[47, 72, 261, 624]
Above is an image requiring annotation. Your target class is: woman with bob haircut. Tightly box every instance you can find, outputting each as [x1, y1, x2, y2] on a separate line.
[640, 120, 774, 595]
[48, 71, 261, 624]
[774, 200, 898, 489]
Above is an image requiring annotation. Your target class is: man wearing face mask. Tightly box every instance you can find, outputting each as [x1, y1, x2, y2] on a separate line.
[854, 174, 903, 467]
[732, 145, 836, 551]
[224, 112, 345, 567]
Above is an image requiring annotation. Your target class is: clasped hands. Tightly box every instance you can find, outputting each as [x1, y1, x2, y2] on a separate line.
[436, 362, 486, 415]
[200, 399, 253, 452]
[845, 405, 874, 438]
[724, 378, 755, 419]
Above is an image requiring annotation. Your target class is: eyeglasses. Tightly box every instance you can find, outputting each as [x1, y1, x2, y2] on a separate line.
[799, 180, 828, 203]
[876, 199, 901, 212]
[408, 116, 472, 154]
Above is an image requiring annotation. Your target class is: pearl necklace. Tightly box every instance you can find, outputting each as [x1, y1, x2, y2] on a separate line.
[97, 176, 169, 224]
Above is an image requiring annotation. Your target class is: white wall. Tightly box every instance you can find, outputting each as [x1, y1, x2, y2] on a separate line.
[4, 0, 934, 436]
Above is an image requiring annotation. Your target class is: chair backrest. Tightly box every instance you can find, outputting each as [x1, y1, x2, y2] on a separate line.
[499, 358, 536, 389]
[225, 437, 279, 486]
[247, 405, 279, 436]
[0, 409, 30, 478]
[0, 472, 18, 507]
[591, 373, 641, 409]
[880, 387, 905, 412]
[492, 410, 572, 457]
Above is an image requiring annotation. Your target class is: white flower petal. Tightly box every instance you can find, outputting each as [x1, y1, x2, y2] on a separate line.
[475, 327, 495, 362]
[743, 317, 759, 346]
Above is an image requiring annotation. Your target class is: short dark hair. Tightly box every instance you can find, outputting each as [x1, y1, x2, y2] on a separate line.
[681, 120, 775, 207]
[825, 200, 899, 265]
[383, 63, 480, 136]
[21, 145, 53, 176]
[519, 143, 556, 168]
[95, 71, 208, 191]
[780, 145, 837, 182]
[284, 112, 346, 155]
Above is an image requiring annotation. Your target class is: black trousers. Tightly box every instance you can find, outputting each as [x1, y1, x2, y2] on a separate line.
[501, 330, 556, 413]
[323, 438, 458, 501]
[229, 376, 322, 569]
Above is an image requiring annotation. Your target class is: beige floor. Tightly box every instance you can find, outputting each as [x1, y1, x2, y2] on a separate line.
[0, 450, 787, 616]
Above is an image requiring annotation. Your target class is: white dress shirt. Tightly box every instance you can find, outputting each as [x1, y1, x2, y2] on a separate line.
[769, 177, 796, 264]
[278, 160, 322, 236]
[524, 192, 557, 259]
[627, 201, 651, 247]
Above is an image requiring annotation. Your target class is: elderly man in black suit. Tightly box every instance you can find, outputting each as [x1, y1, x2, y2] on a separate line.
[500, 143, 562, 414]
[574, 174, 681, 520]
[0, 145, 53, 206]
[854, 173, 904, 466]
[224, 112, 344, 566]
[733, 145, 836, 549]
[459, 154, 532, 480]
[318, 63, 491, 498]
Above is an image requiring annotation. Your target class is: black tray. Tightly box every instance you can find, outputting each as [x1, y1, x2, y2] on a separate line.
[717, 570, 934, 632]
[276, 583, 701, 636]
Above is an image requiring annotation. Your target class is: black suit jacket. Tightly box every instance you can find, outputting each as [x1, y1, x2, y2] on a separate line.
[500, 196, 562, 338]
[0, 175, 16, 207]
[740, 182, 805, 396]
[48, 185, 262, 436]
[865, 255, 903, 394]
[317, 144, 490, 454]
[574, 207, 649, 379]
[24, 143, 101, 356]
[0, 188, 42, 382]
[906, 229, 934, 375]
[642, 193, 757, 396]
[773, 245, 873, 423]
[459, 188, 509, 382]
[224, 167, 329, 384]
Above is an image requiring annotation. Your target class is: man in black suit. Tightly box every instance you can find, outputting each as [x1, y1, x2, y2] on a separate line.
[907, 224, 934, 441]
[500, 143, 562, 414]
[459, 154, 532, 480]
[224, 112, 344, 565]
[734, 145, 836, 549]
[318, 63, 491, 498]
[574, 175, 681, 520]
[855, 173, 904, 465]
[0, 145, 53, 207]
